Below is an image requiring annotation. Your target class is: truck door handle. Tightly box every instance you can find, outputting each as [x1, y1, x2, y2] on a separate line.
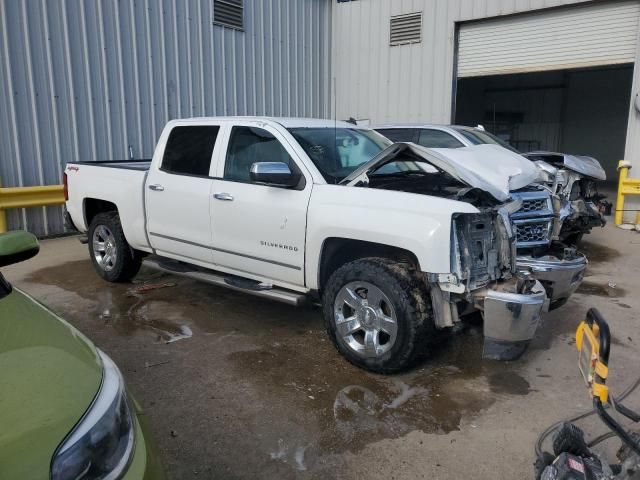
[148, 184, 164, 191]
[213, 192, 234, 201]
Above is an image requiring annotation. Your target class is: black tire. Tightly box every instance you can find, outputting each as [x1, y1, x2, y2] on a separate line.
[322, 257, 434, 373]
[88, 211, 142, 282]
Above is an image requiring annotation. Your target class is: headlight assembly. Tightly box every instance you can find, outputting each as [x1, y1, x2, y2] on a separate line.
[51, 350, 135, 480]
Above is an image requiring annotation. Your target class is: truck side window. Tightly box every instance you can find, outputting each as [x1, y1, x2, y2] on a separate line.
[417, 129, 464, 148]
[224, 126, 293, 182]
[161, 126, 220, 176]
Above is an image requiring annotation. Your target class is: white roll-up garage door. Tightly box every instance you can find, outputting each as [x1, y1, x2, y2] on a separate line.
[457, 1, 640, 78]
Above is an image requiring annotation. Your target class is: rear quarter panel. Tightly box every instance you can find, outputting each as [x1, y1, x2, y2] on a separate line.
[65, 164, 150, 250]
[305, 184, 479, 289]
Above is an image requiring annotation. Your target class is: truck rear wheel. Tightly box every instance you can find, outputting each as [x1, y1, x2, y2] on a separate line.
[88, 212, 142, 282]
[322, 257, 434, 373]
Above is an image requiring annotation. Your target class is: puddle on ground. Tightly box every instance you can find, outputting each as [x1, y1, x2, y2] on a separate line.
[578, 242, 620, 264]
[227, 321, 536, 462]
[24, 259, 319, 342]
[576, 281, 626, 298]
[487, 371, 530, 395]
[25, 257, 537, 469]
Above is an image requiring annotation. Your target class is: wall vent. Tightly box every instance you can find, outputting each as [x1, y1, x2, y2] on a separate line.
[390, 12, 422, 46]
[214, 0, 243, 30]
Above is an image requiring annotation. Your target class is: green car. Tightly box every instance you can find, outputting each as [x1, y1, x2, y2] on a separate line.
[0, 231, 164, 479]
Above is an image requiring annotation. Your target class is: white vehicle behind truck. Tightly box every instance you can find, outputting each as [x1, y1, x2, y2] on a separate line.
[65, 117, 548, 373]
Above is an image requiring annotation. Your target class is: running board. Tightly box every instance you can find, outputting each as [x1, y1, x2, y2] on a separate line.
[142, 257, 307, 307]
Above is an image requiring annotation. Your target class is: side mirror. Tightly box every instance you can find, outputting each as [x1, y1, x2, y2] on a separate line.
[0, 230, 39, 267]
[250, 162, 301, 188]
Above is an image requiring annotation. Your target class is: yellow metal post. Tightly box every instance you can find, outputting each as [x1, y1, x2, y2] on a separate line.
[616, 160, 630, 225]
[615, 160, 640, 225]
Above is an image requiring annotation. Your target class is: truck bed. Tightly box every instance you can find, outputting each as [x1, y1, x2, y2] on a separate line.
[69, 159, 151, 171]
[64, 159, 151, 251]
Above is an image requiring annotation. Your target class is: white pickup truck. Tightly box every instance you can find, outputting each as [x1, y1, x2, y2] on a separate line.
[65, 117, 549, 373]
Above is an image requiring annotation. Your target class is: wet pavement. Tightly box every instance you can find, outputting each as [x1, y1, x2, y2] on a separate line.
[5, 222, 640, 479]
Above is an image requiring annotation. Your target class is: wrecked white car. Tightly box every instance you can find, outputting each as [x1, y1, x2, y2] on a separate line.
[65, 117, 548, 373]
[522, 151, 607, 244]
[374, 124, 607, 246]
[374, 124, 595, 309]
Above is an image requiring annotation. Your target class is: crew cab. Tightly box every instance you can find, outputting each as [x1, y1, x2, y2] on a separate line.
[65, 117, 548, 373]
[374, 123, 593, 309]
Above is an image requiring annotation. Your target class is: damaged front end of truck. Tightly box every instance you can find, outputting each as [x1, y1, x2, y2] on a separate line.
[444, 206, 548, 361]
[343, 142, 549, 361]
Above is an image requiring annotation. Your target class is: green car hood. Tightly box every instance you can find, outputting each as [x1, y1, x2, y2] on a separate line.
[0, 287, 102, 479]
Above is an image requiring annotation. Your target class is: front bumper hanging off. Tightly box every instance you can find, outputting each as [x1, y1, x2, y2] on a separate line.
[517, 253, 587, 310]
[473, 273, 548, 361]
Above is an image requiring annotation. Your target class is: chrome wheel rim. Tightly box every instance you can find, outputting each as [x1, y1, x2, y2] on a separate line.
[92, 225, 117, 272]
[333, 281, 398, 358]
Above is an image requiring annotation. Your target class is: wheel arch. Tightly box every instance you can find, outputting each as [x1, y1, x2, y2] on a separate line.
[83, 198, 119, 228]
[317, 237, 421, 293]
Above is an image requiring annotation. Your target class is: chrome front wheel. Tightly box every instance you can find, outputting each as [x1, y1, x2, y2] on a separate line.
[323, 258, 434, 373]
[333, 281, 398, 359]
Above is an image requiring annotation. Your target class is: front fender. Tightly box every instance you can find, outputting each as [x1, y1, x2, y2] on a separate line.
[304, 185, 479, 289]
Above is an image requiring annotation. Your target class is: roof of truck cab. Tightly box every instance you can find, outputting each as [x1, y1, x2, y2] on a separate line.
[170, 116, 367, 129]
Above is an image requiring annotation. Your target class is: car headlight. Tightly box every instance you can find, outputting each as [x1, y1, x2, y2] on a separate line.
[51, 350, 135, 480]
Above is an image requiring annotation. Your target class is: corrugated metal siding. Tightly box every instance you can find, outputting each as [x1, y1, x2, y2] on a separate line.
[0, 0, 332, 236]
[333, 0, 640, 222]
[332, 0, 601, 124]
[458, 1, 640, 77]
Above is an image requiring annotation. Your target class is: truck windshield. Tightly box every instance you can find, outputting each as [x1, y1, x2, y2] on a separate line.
[455, 128, 520, 153]
[288, 127, 392, 183]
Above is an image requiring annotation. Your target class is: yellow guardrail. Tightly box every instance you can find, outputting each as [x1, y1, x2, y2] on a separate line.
[0, 183, 65, 233]
[615, 160, 640, 225]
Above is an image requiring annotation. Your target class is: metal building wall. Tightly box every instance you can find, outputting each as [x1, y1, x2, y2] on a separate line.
[0, 0, 332, 236]
[333, 0, 640, 221]
[332, 0, 594, 125]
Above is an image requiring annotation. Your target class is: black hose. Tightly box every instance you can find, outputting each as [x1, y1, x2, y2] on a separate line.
[588, 431, 615, 448]
[611, 396, 640, 423]
[534, 374, 640, 459]
[594, 397, 640, 456]
[588, 394, 640, 448]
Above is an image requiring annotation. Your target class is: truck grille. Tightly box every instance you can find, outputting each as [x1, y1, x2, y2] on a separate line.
[513, 220, 553, 245]
[519, 198, 548, 213]
[510, 191, 554, 248]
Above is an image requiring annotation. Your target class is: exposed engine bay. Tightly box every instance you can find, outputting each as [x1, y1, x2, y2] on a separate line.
[367, 173, 500, 207]
[354, 144, 503, 207]
[345, 143, 519, 292]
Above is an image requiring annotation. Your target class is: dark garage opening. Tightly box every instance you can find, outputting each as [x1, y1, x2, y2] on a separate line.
[454, 65, 633, 181]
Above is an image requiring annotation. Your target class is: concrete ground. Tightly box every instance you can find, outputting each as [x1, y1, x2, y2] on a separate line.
[4, 222, 640, 479]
